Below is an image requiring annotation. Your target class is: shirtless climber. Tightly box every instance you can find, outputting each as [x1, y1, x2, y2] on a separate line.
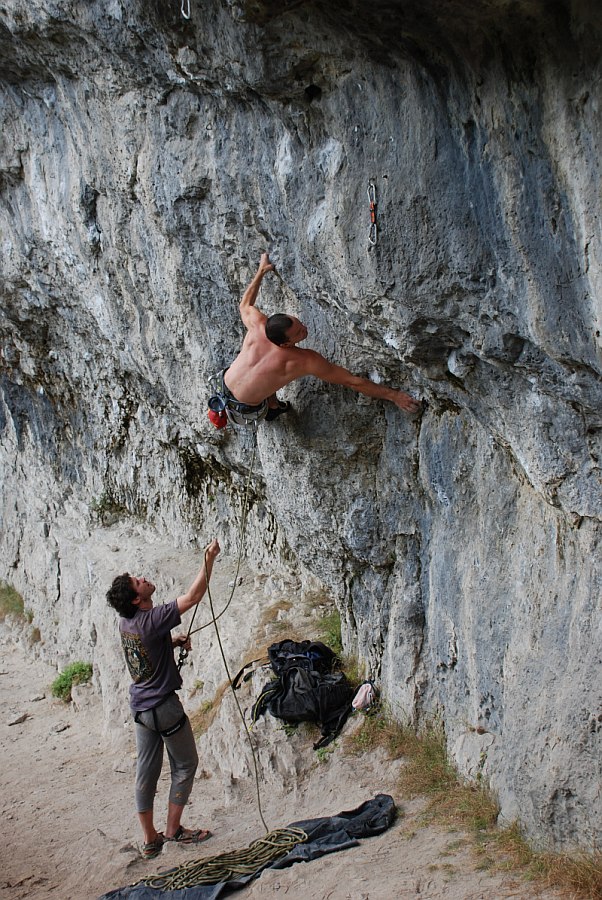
[221, 253, 421, 422]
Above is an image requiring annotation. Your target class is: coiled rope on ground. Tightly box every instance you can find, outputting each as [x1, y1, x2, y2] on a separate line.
[137, 826, 308, 891]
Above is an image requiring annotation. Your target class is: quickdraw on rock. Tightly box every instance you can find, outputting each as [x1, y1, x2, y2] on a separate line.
[367, 181, 377, 245]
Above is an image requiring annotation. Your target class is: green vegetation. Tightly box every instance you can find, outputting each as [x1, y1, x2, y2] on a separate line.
[315, 743, 336, 763]
[188, 679, 205, 699]
[345, 712, 602, 899]
[0, 583, 42, 642]
[316, 608, 343, 656]
[89, 491, 129, 525]
[478, 823, 602, 899]
[0, 582, 25, 621]
[50, 661, 93, 701]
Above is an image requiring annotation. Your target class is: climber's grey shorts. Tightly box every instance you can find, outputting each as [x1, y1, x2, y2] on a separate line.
[133, 693, 198, 812]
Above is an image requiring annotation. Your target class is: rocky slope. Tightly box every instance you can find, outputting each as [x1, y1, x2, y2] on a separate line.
[0, 0, 600, 849]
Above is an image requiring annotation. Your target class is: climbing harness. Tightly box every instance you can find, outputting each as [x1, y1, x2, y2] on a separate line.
[134, 705, 187, 737]
[207, 370, 269, 430]
[136, 827, 308, 890]
[367, 181, 377, 245]
[181, 0, 191, 19]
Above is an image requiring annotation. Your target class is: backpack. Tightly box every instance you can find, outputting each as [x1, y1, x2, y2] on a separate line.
[267, 639, 337, 676]
[251, 639, 355, 749]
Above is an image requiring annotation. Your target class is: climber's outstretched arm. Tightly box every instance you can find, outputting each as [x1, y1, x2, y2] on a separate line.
[301, 350, 421, 413]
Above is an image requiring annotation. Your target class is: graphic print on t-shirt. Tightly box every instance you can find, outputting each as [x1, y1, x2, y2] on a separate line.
[121, 631, 153, 683]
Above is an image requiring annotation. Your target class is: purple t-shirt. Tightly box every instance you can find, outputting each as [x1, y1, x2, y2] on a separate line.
[119, 600, 183, 712]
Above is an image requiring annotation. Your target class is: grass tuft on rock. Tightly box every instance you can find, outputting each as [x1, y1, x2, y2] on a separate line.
[315, 609, 343, 656]
[51, 662, 93, 701]
[0, 582, 26, 621]
[345, 711, 602, 898]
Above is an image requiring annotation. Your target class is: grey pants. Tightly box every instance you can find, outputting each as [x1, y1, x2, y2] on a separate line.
[134, 693, 199, 813]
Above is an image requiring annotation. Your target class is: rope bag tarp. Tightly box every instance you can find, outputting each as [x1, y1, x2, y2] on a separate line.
[99, 793, 396, 900]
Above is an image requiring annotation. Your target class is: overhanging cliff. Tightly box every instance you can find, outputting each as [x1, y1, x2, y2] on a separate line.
[0, 0, 600, 849]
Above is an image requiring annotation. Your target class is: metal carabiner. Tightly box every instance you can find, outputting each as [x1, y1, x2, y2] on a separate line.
[181, 0, 191, 20]
[367, 181, 377, 245]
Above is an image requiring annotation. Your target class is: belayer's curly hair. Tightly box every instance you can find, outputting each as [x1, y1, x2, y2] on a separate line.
[106, 573, 138, 618]
[265, 313, 293, 346]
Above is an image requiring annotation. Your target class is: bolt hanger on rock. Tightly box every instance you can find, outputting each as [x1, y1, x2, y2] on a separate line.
[368, 181, 377, 245]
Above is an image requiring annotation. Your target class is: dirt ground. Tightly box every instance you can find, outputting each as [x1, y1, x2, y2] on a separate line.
[0, 637, 568, 900]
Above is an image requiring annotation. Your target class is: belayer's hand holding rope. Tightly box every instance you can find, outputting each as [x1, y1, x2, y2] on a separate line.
[177, 538, 221, 669]
[172, 634, 192, 651]
[176, 539, 221, 615]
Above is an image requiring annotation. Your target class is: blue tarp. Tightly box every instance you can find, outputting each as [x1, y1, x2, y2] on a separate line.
[99, 793, 396, 900]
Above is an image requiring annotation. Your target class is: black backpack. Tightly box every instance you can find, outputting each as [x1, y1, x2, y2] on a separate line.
[251, 639, 355, 749]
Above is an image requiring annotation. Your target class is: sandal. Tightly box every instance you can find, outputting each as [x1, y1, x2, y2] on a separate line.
[141, 833, 164, 860]
[165, 825, 212, 844]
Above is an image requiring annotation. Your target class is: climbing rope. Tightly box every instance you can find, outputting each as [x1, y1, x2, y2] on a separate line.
[367, 181, 377, 245]
[177, 428, 270, 833]
[137, 827, 308, 890]
[205, 545, 270, 833]
[178, 433, 258, 656]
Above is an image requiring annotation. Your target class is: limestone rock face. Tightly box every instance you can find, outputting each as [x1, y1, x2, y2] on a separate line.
[0, 0, 600, 848]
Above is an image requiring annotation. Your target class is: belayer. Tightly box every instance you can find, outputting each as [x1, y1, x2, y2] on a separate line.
[209, 253, 421, 427]
[106, 538, 220, 860]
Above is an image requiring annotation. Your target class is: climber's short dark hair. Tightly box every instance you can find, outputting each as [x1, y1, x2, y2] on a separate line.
[265, 313, 293, 346]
